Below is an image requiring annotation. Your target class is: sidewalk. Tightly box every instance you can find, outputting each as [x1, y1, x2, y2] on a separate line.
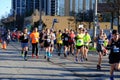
[0, 42, 120, 80]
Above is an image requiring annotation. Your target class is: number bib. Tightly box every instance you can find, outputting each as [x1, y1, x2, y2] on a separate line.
[113, 47, 119, 53]
[65, 37, 68, 41]
[47, 39, 51, 42]
[24, 36, 28, 39]
[98, 40, 104, 44]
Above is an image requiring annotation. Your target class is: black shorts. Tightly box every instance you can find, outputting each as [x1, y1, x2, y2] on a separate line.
[44, 41, 51, 48]
[76, 45, 84, 49]
[57, 43, 62, 47]
[63, 42, 69, 47]
[50, 44, 54, 47]
[39, 39, 44, 43]
[96, 45, 103, 53]
[84, 45, 89, 49]
[109, 53, 120, 64]
[69, 41, 74, 45]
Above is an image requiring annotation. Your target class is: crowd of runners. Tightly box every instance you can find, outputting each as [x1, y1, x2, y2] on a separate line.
[0, 26, 120, 80]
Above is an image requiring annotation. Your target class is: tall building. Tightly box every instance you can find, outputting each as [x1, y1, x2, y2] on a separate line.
[58, 0, 64, 16]
[12, 0, 40, 16]
[48, 0, 58, 16]
[72, 0, 75, 12]
[12, 0, 58, 16]
[64, 0, 70, 16]
[12, 0, 27, 15]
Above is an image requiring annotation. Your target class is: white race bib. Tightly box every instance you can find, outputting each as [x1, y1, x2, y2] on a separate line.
[113, 47, 119, 53]
[47, 39, 50, 42]
[65, 37, 68, 41]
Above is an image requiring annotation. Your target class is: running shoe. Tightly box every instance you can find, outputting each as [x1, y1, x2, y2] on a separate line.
[64, 53, 67, 57]
[32, 54, 34, 58]
[97, 65, 101, 70]
[85, 58, 88, 61]
[110, 75, 114, 80]
[24, 57, 27, 61]
[80, 57, 84, 62]
[58, 53, 61, 56]
[71, 53, 74, 56]
[44, 56, 46, 59]
[75, 57, 78, 62]
[47, 58, 50, 62]
[36, 55, 39, 59]
[67, 52, 70, 55]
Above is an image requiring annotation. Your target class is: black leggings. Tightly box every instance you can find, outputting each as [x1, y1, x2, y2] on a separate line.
[32, 43, 38, 56]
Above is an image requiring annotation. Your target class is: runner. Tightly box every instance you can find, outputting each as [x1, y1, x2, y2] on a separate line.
[107, 30, 120, 80]
[68, 29, 75, 56]
[95, 29, 107, 70]
[83, 29, 91, 61]
[19, 28, 29, 61]
[43, 28, 52, 61]
[39, 29, 45, 50]
[30, 27, 39, 59]
[6, 29, 11, 45]
[62, 28, 70, 57]
[56, 30, 63, 56]
[50, 29, 56, 54]
[75, 28, 85, 62]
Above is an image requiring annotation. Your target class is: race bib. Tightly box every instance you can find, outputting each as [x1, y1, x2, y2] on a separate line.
[113, 47, 119, 53]
[24, 36, 28, 39]
[7, 35, 10, 39]
[98, 40, 104, 44]
[65, 37, 68, 41]
[47, 39, 51, 42]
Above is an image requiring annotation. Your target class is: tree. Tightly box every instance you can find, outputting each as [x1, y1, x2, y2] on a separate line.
[106, 0, 120, 32]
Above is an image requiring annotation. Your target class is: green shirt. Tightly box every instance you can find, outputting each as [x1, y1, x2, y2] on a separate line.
[83, 34, 91, 46]
[76, 34, 84, 46]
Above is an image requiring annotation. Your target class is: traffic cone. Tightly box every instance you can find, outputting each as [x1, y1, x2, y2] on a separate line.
[2, 41, 7, 49]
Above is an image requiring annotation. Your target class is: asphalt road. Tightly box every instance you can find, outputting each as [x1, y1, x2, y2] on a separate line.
[0, 42, 120, 80]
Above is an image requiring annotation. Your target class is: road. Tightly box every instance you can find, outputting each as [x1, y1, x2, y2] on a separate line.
[0, 42, 120, 80]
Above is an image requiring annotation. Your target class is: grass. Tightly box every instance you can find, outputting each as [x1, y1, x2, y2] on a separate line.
[89, 46, 96, 51]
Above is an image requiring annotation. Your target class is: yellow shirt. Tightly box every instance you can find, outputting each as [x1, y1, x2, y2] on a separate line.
[56, 33, 62, 44]
[30, 32, 39, 43]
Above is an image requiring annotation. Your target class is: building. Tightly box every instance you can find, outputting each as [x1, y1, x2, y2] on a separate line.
[64, 0, 109, 16]
[64, 0, 70, 16]
[12, 0, 27, 15]
[12, 0, 58, 16]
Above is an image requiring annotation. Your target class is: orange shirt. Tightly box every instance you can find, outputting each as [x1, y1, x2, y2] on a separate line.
[30, 32, 39, 43]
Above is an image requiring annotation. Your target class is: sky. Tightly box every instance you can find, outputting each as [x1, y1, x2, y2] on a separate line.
[0, 0, 11, 19]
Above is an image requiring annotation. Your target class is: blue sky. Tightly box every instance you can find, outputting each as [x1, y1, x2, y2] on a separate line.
[0, 0, 11, 19]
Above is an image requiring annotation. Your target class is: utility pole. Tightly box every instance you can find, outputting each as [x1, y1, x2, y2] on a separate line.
[39, 0, 42, 31]
[93, 0, 98, 47]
